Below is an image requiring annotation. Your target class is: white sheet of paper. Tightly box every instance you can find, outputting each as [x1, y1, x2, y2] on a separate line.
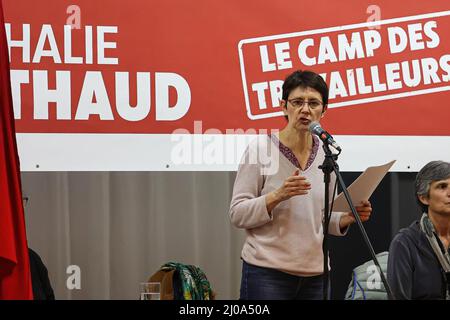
[332, 160, 396, 212]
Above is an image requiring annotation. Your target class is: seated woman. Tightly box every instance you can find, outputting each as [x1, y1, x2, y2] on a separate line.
[387, 161, 450, 300]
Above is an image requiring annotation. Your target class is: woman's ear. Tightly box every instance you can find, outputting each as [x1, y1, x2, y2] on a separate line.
[280, 100, 287, 114]
[418, 194, 429, 206]
[321, 105, 327, 118]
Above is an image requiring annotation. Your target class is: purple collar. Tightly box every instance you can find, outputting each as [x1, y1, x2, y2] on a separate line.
[269, 134, 319, 171]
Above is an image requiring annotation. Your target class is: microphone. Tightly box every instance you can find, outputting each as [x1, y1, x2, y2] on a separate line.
[309, 122, 342, 152]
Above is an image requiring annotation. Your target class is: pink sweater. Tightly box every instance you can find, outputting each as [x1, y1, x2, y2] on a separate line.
[229, 134, 347, 276]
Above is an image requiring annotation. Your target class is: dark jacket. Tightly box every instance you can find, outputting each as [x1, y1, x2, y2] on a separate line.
[387, 221, 448, 300]
[29, 248, 55, 300]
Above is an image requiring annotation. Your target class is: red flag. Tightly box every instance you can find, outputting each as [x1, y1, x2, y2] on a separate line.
[0, 0, 33, 299]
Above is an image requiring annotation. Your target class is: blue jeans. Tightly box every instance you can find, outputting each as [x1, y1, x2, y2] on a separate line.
[240, 260, 330, 300]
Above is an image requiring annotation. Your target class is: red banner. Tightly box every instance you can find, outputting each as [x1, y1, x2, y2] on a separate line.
[4, 0, 449, 136]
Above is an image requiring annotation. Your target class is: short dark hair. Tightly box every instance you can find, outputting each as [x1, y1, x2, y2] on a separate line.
[415, 160, 450, 212]
[282, 70, 328, 104]
[282, 70, 328, 120]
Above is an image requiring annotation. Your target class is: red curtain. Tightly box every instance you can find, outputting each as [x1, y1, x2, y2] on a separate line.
[0, 0, 33, 300]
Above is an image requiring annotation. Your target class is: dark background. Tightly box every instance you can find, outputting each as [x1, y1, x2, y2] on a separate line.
[330, 172, 419, 299]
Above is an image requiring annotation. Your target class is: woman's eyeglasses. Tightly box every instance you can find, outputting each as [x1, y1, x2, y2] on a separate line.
[287, 98, 323, 109]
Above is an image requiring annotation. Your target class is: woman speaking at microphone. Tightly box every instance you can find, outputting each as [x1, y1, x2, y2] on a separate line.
[229, 70, 372, 300]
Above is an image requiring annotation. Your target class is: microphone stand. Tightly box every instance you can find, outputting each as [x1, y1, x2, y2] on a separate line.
[319, 142, 394, 300]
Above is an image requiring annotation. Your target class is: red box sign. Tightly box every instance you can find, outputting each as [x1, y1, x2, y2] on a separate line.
[239, 11, 450, 122]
